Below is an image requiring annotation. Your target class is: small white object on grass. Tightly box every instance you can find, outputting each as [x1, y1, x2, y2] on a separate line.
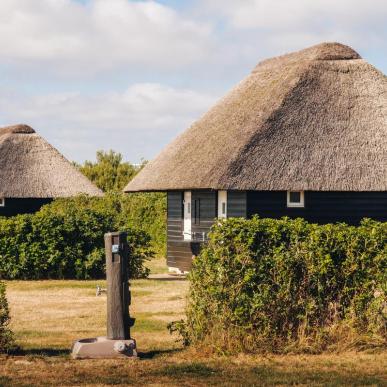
[96, 285, 107, 296]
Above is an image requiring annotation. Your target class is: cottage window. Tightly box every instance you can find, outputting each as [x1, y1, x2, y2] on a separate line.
[287, 191, 304, 208]
[0, 198, 4, 207]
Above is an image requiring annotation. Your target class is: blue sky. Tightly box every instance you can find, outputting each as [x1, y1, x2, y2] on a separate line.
[0, 0, 386, 163]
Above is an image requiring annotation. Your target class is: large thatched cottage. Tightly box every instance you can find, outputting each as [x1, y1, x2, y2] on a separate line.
[0, 124, 102, 216]
[125, 42, 387, 273]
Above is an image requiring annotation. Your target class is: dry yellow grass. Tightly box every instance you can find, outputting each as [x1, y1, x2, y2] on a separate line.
[5, 278, 187, 352]
[1, 277, 386, 386]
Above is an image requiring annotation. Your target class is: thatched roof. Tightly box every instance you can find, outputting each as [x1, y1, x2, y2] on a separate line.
[125, 42, 387, 192]
[0, 125, 102, 198]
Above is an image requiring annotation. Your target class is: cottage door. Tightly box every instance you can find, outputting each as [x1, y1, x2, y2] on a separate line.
[183, 191, 192, 240]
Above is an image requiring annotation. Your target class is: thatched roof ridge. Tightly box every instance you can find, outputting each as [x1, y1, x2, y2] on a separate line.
[124, 42, 387, 192]
[0, 124, 103, 198]
[256, 42, 361, 70]
[0, 124, 35, 134]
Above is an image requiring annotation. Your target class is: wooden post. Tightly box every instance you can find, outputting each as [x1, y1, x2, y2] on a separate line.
[72, 231, 137, 359]
[105, 231, 130, 340]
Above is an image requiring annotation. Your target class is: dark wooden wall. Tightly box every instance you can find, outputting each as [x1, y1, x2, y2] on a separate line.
[166, 240, 201, 272]
[166, 190, 387, 271]
[246, 191, 387, 224]
[227, 191, 247, 217]
[0, 198, 52, 217]
[167, 192, 183, 242]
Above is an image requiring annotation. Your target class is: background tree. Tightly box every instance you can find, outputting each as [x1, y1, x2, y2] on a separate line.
[76, 150, 145, 192]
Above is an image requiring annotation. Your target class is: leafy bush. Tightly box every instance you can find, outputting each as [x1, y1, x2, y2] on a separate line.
[0, 150, 167, 279]
[118, 192, 166, 257]
[79, 191, 166, 258]
[174, 217, 387, 353]
[76, 150, 167, 256]
[0, 281, 14, 353]
[0, 195, 154, 280]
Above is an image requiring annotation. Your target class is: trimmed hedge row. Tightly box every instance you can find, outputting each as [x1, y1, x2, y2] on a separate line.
[174, 216, 387, 353]
[0, 195, 155, 280]
[0, 281, 14, 352]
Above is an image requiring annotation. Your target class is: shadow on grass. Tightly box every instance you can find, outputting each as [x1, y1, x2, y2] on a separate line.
[147, 277, 187, 282]
[147, 276, 187, 282]
[10, 346, 181, 359]
[0, 376, 12, 387]
[138, 347, 183, 359]
[10, 347, 70, 357]
[251, 365, 384, 386]
[150, 362, 384, 385]
[152, 362, 216, 378]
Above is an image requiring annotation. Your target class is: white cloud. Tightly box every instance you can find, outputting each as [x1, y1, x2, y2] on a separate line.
[0, 0, 213, 74]
[0, 0, 386, 164]
[0, 83, 217, 162]
[202, 0, 387, 56]
[207, 0, 387, 30]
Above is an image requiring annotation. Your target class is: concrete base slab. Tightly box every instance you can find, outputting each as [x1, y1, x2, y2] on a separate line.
[71, 336, 137, 359]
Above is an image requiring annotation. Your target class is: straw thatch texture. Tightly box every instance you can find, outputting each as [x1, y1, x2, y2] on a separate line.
[125, 42, 387, 192]
[0, 125, 102, 198]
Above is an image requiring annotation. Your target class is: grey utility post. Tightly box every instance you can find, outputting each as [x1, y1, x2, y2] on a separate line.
[105, 231, 130, 340]
[71, 231, 137, 359]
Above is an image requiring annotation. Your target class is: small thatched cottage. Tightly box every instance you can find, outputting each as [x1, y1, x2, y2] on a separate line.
[0, 124, 102, 216]
[124, 42, 387, 273]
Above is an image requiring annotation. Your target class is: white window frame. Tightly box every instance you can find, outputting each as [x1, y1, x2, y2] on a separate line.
[0, 198, 4, 207]
[287, 191, 304, 208]
[218, 190, 227, 219]
[183, 191, 192, 240]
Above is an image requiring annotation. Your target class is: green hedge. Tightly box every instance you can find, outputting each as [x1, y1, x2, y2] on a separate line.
[75, 150, 167, 257]
[0, 195, 155, 280]
[174, 217, 387, 353]
[0, 282, 14, 352]
[118, 192, 166, 257]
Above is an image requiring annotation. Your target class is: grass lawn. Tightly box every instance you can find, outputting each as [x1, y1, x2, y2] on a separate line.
[1, 258, 386, 386]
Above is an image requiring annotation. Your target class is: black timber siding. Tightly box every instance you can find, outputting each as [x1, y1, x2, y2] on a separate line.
[0, 198, 52, 217]
[167, 192, 183, 242]
[167, 190, 387, 271]
[246, 191, 387, 224]
[227, 191, 247, 217]
[166, 241, 202, 272]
